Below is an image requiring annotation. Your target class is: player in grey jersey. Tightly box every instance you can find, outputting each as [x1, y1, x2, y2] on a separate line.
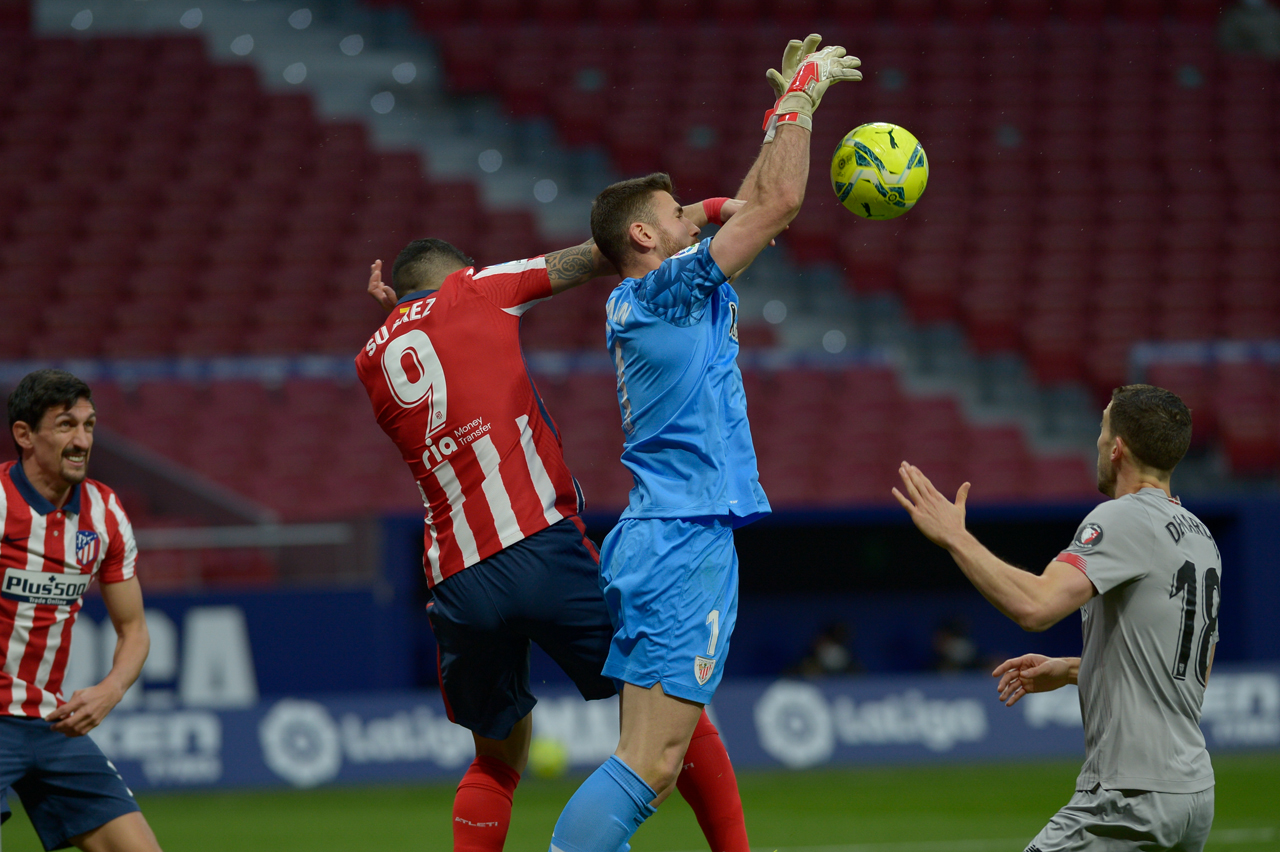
[894, 384, 1217, 852]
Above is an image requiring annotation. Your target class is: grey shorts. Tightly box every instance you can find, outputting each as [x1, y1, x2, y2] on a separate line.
[1026, 785, 1214, 852]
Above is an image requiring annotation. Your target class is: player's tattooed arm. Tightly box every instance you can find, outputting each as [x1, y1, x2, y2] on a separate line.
[546, 239, 616, 295]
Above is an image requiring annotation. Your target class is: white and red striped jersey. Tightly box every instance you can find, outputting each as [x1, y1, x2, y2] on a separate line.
[355, 257, 584, 587]
[0, 460, 137, 719]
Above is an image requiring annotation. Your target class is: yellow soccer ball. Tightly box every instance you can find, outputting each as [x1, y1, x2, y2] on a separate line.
[527, 736, 570, 779]
[831, 122, 928, 220]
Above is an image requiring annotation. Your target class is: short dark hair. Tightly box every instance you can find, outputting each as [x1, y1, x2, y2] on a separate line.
[391, 238, 474, 297]
[590, 172, 675, 271]
[7, 369, 94, 455]
[1109, 384, 1192, 473]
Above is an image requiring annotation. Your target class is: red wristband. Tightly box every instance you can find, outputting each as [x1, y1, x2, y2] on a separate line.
[702, 197, 729, 226]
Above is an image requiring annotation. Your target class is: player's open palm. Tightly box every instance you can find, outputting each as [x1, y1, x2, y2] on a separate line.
[368, 258, 397, 313]
[992, 654, 1071, 706]
[892, 461, 970, 549]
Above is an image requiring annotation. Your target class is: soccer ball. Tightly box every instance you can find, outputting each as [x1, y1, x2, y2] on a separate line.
[830, 122, 928, 220]
[527, 736, 570, 779]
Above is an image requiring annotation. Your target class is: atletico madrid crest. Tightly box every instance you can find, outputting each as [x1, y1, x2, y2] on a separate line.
[694, 655, 716, 686]
[75, 530, 100, 568]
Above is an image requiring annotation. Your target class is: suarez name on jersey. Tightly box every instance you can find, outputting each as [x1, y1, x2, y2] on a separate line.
[355, 257, 584, 587]
[0, 461, 137, 719]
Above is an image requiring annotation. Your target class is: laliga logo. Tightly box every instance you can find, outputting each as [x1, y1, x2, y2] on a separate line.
[259, 700, 342, 788]
[754, 681, 988, 768]
[754, 682, 836, 768]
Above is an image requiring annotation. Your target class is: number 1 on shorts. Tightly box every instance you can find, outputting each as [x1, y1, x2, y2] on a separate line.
[706, 610, 720, 656]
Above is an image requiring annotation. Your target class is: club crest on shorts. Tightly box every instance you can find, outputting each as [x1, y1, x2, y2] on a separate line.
[1074, 523, 1103, 549]
[75, 530, 100, 568]
[694, 655, 715, 686]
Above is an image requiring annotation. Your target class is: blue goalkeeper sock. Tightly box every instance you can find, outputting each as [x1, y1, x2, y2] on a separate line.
[549, 755, 656, 852]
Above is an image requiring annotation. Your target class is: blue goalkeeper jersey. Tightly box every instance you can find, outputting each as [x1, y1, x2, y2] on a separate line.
[604, 238, 770, 526]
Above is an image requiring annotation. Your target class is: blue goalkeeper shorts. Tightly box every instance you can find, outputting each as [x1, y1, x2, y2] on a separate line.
[599, 517, 738, 704]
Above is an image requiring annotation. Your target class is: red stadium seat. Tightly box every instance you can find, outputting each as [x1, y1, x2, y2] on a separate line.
[838, 222, 905, 294]
[1173, 0, 1224, 22]
[946, 0, 994, 23]
[1031, 455, 1098, 499]
[900, 253, 961, 324]
[961, 279, 1023, 354]
[1023, 312, 1087, 385]
[596, 0, 642, 22]
[1217, 395, 1279, 476]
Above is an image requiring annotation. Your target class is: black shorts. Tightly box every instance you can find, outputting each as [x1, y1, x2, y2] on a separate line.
[0, 716, 140, 851]
[428, 517, 617, 740]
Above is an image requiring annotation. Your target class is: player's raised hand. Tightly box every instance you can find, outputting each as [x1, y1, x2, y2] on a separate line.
[892, 461, 970, 549]
[767, 45, 863, 138]
[766, 33, 823, 101]
[790, 45, 863, 106]
[992, 654, 1072, 706]
[368, 259, 397, 313]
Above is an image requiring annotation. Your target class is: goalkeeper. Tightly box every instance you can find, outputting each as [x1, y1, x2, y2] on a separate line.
[548, 34, 862, 852]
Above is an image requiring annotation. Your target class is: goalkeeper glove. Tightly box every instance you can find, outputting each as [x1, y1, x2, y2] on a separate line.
[764, 45, 862, 141]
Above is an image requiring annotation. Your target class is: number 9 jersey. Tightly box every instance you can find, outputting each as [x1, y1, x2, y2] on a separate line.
[355, 258, 584, 587]
[1055, 487, 1221, 794]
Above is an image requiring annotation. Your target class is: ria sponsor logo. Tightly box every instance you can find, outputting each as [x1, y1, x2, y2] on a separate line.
[2, 567, 90, 605]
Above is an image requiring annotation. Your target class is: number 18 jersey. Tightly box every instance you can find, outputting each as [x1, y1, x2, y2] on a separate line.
[355, 258, 583, 587]
[1056, 487, 1220, 794]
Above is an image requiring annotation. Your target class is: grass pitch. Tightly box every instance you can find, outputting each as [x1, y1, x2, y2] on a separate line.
[3, 754, 1277, 851]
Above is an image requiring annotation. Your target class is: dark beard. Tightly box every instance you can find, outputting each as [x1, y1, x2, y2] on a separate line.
[1096, 457, 1116, 498]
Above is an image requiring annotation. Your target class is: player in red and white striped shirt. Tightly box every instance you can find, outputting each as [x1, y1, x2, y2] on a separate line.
[358, 227, 750, 852]
[1, 369, 161, 851]
[358, 247, 586, 586]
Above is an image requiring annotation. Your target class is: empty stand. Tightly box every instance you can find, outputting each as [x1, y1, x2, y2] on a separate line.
[420, 12, 1279, 405]
[0, 34, 566, 364]
[3, 10, 1270, 527]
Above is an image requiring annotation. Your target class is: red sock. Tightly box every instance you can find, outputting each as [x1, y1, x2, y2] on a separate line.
[676, 710, 750, 852]
[452, 755, 520, 852]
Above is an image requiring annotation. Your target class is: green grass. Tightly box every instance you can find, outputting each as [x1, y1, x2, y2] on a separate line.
[4, 754, 1278, 851]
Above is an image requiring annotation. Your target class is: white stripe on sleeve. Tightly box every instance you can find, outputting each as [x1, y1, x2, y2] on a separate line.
[516, 415, 564, 527]
[471, 257, 552, 316]
[501, 296, 551, 317]
[473, 436, 524, 549]
[105, 491, 138, 580]
[472, 257, 547, 278]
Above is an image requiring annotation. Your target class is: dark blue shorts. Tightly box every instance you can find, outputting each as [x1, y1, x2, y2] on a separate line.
[0, 716, 140, 851]
[428, 517, 617, 740]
